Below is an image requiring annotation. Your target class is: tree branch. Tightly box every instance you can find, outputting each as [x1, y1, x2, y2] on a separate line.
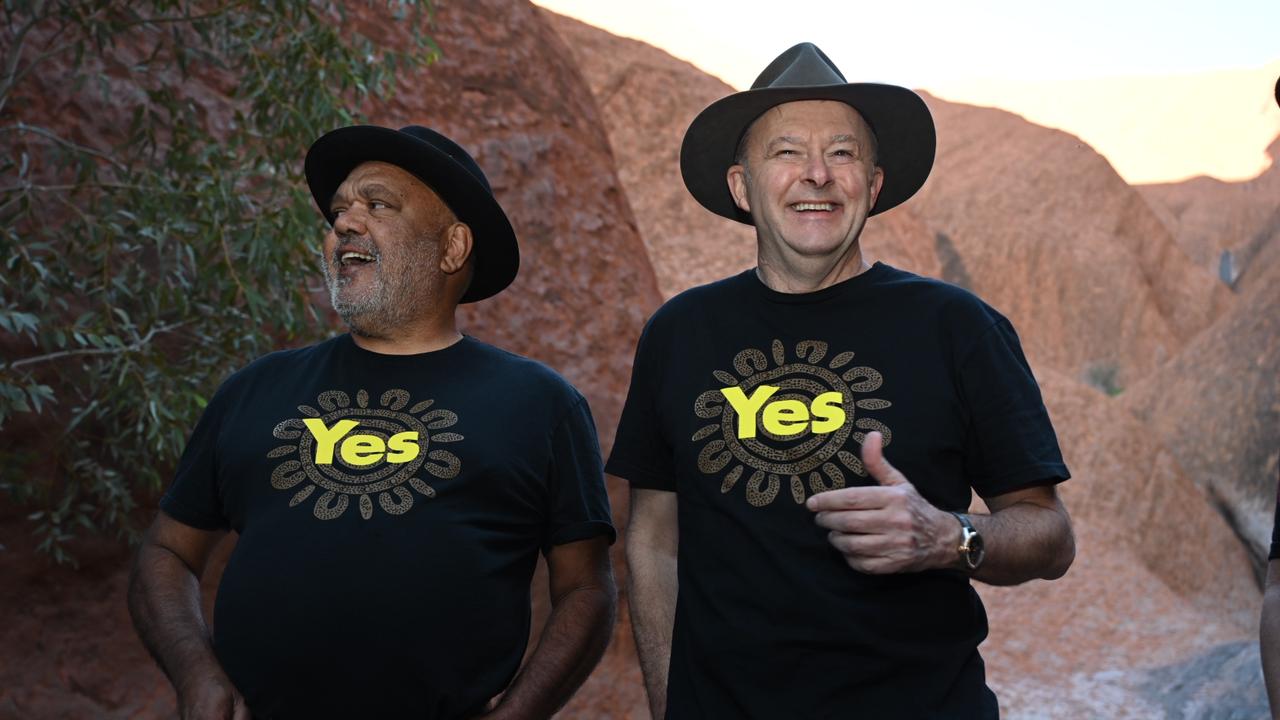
[121, 3, 245, 29]
[1, 122, 126, 170]
[5, 322, 187, 369]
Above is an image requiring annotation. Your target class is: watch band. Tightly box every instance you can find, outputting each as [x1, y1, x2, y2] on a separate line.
[949, 511, 984, 571]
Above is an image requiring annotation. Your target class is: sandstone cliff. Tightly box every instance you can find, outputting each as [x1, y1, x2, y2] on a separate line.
[910, 96, 1234, 388]
[1139, 136, 1280, 286]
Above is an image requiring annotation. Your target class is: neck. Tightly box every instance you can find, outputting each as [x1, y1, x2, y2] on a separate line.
[347, 312, 463, 355]
[754, 241, 870, 293]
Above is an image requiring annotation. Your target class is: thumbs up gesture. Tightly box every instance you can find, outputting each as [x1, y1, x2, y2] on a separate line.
[805, 431, 960, 574]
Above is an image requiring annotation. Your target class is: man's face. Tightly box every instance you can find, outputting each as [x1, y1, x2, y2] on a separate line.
[321, 161, 456, 336]
[727, 100, 884, 261]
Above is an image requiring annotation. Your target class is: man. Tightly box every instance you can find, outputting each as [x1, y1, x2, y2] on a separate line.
[128, 125, 617, 719]
[609, 44, 1075, 719]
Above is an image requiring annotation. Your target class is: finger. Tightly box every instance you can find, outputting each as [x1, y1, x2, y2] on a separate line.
[231, 694, 251, 720]
[813, 508, 899, 534]
[861, 431, 908, 486]
[843, 555, 898, 575]
[806, 486, 898, 512]
[827, 530, 893, 556]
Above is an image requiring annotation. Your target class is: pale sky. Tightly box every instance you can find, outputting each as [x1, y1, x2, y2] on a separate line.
[534, 0, 1280, 184]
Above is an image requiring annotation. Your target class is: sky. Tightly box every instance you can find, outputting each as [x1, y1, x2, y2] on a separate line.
[533, 0, 1280, 184]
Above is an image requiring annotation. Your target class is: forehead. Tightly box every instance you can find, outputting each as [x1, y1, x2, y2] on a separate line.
[333, 160, 439, 203]
[748, 100, 872, 143]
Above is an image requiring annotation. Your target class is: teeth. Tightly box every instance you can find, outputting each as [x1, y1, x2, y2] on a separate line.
[341, 251, 374, 265]
[792, 202, 835, 211]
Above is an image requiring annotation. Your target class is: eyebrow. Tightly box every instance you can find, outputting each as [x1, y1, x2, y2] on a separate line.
[765, 134, 862, 150]
[330, 181, 399, 210]
[765, 136, 804, 151]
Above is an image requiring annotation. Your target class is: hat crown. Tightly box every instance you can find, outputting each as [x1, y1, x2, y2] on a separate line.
[398, 125, 493, 193]
[750, 42, 847, 90]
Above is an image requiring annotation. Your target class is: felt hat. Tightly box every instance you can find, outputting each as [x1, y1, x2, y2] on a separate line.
[305, 125, 518, 303]
[680, 42, 936, 223]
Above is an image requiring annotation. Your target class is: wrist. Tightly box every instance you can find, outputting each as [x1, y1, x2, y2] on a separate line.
[949, 511, 986, 572]
[172, 655, 227, 695]
[934, 509, 966, 570]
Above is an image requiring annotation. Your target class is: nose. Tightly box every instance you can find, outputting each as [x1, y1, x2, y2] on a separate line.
[332, 204, 367, 237]
[802, 153, 832, 187]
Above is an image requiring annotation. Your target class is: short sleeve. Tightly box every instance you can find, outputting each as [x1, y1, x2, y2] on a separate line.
[543, 394, 616, 552]
[604, 318, 676, 490]
[160, 386, 232, 531]
[959, 319, 1070, 498]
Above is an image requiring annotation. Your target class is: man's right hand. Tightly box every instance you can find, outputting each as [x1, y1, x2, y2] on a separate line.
[178, 672, 251, 720]
[127, 512, 243, 720]
[625, 486, 679, 720]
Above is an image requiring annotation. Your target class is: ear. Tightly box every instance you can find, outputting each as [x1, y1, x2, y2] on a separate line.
[440, 222, 473, 275]
[868, 166, 885, 209]
[727, 164, 751, 214]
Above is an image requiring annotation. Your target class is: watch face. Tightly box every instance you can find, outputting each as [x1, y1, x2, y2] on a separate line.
[967, 533, 985, 570]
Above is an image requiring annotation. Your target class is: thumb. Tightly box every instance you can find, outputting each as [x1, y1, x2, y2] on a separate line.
[232, 694, 252, 720]
[861, 431, 908, 486]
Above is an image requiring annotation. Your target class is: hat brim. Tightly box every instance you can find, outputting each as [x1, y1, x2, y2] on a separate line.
[680, 83, 936, 223]
[305, 126, 519, 304]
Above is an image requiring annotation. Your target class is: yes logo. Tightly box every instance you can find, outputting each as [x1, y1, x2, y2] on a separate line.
[720, 385, 846, 439]
[302, 418, 420, 467]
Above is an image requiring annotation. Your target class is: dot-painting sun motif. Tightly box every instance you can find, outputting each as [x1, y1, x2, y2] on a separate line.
[267, 389, 463, 520]
[692, 339, 892, 507]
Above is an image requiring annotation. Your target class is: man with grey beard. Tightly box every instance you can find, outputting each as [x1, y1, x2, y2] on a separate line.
[128, 125, 617, 720]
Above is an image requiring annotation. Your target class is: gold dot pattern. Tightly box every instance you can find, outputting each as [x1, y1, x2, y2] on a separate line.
[267, 388, 463, 521]
[693, 340, 892, 508]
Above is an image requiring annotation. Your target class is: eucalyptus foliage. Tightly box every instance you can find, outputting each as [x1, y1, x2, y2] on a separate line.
[0, 0, 435, 563]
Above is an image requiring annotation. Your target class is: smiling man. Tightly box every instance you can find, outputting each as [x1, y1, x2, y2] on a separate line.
[128, 125, 617, 720]
[610, 44, 1075, 719]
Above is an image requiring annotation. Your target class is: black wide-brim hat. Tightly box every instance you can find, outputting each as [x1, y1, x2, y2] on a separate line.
[681, 43, 936, 224]
[305, 125, 519, 304]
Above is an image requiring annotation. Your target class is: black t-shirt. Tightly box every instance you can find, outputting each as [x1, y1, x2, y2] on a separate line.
[606, 263, 1069, 720]
[162, 334, 614, 719]
[1271, 485, 1280, 560]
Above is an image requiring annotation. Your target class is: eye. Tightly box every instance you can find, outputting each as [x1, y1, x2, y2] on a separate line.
[370, 200, 390, 210]
[331, 207, 347, 216]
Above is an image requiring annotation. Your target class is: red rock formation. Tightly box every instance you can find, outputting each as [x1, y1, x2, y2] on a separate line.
[1139, 136, 1280, 284]
[1120, 225, 1280, 570]
[1, 1, 660, 717]
[542, 10, 942, 298]
[910, 96, 1234, 387]
[981, 371, 1260, 717]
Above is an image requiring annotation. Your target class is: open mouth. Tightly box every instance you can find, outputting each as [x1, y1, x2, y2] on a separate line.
[789, 202, 839, 213]
[338, 249, 377, 267]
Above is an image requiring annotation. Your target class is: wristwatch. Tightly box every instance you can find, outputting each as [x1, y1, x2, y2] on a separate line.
[950, 512, 985, 571]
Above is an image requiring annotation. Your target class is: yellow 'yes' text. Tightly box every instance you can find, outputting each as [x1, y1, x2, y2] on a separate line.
[720, 385, 846, 439]
[301, 418, 420, 466]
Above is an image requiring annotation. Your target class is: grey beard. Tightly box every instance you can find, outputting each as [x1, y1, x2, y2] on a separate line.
[321, 254, 433, 338]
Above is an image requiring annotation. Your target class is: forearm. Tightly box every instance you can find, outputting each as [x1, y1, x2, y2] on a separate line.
[967, 498, 1074, 585]
[127, 542, 227, 691]
[1261, 564, 1280, 718]
[487, 582, 616, 720]
[627, 543, 678, 720]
